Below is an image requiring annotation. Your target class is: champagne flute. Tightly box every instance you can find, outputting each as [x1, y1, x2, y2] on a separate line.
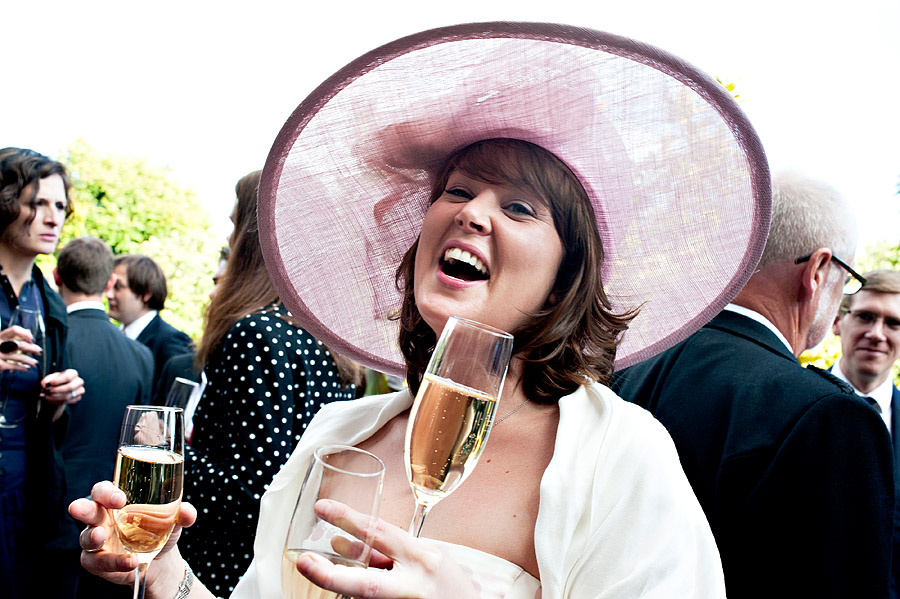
[113, 406, 185, 599]
[404, 316, 514, 537]
[282, 445, 385, 599]
[0, 306, 46, 428]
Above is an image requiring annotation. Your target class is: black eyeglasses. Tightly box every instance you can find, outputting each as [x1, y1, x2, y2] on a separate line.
[794, 253, 866, 295]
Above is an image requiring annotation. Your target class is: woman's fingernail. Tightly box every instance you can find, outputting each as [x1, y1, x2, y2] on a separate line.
[296, 554, 313, 572]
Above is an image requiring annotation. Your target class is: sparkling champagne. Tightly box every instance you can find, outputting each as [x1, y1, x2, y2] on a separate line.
[405, 373, 497, 507]
[281, 549, 364, 599]
[112, 446, 184, 557]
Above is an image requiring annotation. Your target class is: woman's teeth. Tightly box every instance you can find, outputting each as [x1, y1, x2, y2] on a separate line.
[443, 248, 488, 276]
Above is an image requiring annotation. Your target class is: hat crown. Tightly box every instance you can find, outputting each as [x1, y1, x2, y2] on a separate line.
[259, 22, 770, 377]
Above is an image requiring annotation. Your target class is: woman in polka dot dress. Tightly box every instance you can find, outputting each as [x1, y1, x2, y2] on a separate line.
[178, 171, 361, 596]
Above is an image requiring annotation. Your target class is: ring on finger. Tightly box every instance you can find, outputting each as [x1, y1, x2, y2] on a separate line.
[80, 526, 101, 552]
[70, 390, 77, 400]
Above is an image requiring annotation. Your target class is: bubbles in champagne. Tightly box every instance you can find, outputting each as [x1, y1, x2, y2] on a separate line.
[112, 446, 184, 556]
[405, 374, 497, 506]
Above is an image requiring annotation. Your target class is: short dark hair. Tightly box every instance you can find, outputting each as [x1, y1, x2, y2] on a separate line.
[114, 254, 168, 311]
[0, 147, 74, 233]
[395, 138, 636, 403]
[58, 237, 115, 295]
[841, 269, 900, 313]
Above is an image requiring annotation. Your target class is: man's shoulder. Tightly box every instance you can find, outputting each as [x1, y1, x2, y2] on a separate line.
[140, 314, 191, 349]
[613, 312, 854, 410]
[72, 313, 152, 355]
[155, 315, 191, 341]
[616, 314, 788, 381]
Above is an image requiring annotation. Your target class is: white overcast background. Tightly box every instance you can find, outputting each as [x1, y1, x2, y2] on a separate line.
[4, 0, 898, 250]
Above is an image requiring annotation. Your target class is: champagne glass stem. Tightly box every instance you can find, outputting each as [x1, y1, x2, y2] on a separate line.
[133, 562, 149, 599]
[408, 502, 430, 537]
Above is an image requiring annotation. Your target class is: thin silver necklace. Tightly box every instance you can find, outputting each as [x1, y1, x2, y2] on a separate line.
[492, 398, 530, 428]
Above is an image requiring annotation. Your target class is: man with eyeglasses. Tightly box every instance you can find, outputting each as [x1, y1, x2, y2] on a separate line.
[831, 268, 900, 599]
[613, 172, 893, 599]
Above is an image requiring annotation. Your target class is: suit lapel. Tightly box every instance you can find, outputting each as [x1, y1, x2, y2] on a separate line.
[136, 314, 160, 344]
[891, 386, 900, 499]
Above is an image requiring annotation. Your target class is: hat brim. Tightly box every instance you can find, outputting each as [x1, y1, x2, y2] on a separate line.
[259, 21, 770, 378]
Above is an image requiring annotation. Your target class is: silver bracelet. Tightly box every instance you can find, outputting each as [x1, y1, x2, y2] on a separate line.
[174, 560, 194, 599]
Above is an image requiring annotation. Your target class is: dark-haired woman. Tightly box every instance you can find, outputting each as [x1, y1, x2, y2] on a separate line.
[178, 170, 361, 597]
[0, 148, 84, 598]
[71, 23, 770, 599]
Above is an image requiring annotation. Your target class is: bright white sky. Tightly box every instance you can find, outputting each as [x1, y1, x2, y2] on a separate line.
[4, 0, 898, 251]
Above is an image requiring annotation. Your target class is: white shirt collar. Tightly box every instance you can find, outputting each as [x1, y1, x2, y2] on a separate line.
[831, 357, 893, 433]
[66, 300, 106, 314]
[121, 310, 158, 340]
[723, 304, 794, 355]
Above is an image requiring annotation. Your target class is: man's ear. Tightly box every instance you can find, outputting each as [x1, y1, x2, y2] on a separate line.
[103, 274, 116, 296]
[142, 292, 153, 305]
[52, 268, 62, 288]
[798, 248, 833, 301]
[832, 314, 843, 337]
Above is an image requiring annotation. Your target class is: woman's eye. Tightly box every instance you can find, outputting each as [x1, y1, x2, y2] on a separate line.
[505, 202, 536, 217]
[444, 188, 473, 200]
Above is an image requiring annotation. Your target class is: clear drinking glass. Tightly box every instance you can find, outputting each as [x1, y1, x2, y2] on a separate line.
[404, 316, 514, 537]
[282, 445, 385, 599]
[0, 306, 46, 428]
[164, 377, 199, 410]
[112, 406, 185, 599]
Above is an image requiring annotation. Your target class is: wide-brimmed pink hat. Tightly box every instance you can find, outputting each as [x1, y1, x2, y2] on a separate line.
[259, 21, 770, 377]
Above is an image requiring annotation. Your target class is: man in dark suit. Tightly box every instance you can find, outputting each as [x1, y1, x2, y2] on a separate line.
[612, 172, 894, 599]
[106, 254, 192, 395]
[831, 268, 900, 599]
[49, 237, 154, 598]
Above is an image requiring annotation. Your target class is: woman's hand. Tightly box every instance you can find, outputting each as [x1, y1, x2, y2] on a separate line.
[41, 368, 85, 421]
[294, 500, 480, 599]
[0, 325, 40, 372]
[40, 368, 84, 405]
[68, 481, 197, 596]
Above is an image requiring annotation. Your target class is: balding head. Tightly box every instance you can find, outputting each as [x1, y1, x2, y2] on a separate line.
[735, 172, 858, 355]
[758, 171, 857, 269]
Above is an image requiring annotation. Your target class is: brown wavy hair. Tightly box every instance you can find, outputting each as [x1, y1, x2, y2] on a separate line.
[0, 147, 73, 234]
[196, 170, 362, 389]
[396, 139, 637, 403]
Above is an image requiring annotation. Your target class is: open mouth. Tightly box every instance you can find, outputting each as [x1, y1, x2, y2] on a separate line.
[440, 248, 489, 282]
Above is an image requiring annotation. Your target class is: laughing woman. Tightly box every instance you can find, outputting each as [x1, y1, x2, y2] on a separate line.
[70, 23, 769, 599]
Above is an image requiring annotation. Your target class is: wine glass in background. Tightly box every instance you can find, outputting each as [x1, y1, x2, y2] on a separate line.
[164, 377, 201, 444]
[113, 405, 184, 599]
[164, 377, 199, 410]
[0, 306, 46, 428]
[404, 316, 514, 537]
[282, 445, 385, 599]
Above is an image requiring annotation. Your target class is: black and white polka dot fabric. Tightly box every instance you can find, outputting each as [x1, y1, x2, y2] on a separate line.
[180, 303, 355, 596]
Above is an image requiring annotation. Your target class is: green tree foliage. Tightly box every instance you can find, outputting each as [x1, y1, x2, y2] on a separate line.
[715, 76, 742, 103]
[37, 139, 221, 341]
